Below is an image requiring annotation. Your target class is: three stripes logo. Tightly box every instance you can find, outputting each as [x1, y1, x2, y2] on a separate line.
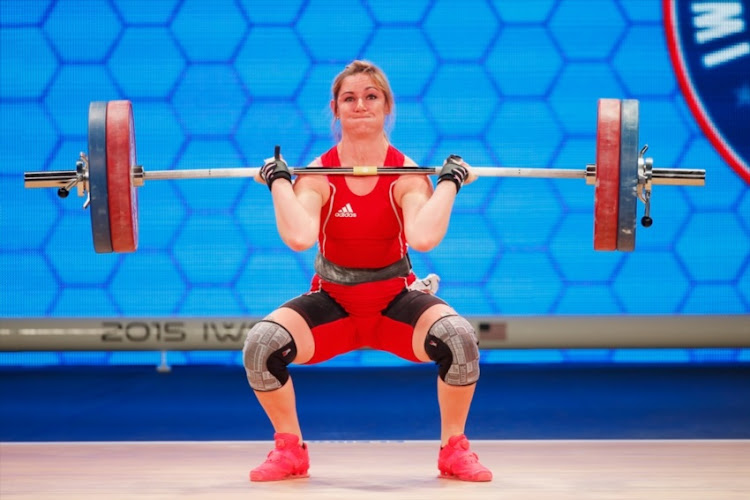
[335, 203, 358, 218]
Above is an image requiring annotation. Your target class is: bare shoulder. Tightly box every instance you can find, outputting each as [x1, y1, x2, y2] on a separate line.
[394, 154, 432, 205]
[294, 157, 330, 203]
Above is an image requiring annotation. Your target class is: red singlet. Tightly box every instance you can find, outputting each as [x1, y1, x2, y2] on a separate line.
[317, 145, 407, 268]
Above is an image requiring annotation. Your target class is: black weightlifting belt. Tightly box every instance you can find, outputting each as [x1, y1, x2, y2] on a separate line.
[314, 253, 412, 285]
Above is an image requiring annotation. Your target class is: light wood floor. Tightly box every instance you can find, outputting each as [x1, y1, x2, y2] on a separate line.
[1, 440, 749, 499]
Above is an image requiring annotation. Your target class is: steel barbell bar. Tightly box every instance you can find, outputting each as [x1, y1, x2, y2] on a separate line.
[23, 163, 705, 188]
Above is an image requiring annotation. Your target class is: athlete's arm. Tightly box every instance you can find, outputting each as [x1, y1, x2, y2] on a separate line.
[263, 156, 328, 252]
[396, 154, 476, 252]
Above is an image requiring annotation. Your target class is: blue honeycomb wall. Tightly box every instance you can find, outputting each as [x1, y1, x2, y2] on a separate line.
[1, 0, 749, 329]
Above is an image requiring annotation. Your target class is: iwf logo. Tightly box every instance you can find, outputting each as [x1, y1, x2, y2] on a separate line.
[664, 0, 750, 183]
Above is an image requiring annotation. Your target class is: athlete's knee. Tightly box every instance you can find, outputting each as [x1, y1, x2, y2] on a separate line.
[424, 315, 479, 386]
[243, 321, 298, 392]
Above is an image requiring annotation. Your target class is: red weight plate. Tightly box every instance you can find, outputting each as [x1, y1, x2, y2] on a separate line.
[594, 99, 621, 251]
[106, 100, 139, 252]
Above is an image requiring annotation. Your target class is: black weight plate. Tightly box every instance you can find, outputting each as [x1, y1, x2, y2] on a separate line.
[88, 101, 113, 253]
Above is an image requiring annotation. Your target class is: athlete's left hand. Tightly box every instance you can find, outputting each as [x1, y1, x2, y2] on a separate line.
[438, 155, 476, 193]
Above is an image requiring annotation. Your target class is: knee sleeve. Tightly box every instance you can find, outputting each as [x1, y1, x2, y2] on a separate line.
[243, 321, 297, 392]
[424, 315, 479, 386]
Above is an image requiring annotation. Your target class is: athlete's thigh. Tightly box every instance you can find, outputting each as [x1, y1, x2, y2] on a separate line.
[380, 289, 451, 362]
[279, 289, 357, 364]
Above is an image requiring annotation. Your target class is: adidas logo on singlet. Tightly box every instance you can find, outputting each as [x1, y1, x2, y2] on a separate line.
[334, 203, 357, 218]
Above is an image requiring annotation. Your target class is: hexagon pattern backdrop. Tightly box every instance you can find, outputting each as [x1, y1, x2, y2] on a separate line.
[1, 1, 749, 364]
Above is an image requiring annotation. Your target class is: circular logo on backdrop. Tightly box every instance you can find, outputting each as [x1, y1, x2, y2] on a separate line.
[664, 0, 750, 184]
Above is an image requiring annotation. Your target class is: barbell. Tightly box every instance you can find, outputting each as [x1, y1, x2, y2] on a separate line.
[24, 99, 705, 253]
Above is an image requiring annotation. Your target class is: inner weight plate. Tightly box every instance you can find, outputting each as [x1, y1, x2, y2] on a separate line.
[593, 98, 621, 251]
[106, 100, 139, 252]
[88, 101, 112, 253]
[617, 99, 639, 252]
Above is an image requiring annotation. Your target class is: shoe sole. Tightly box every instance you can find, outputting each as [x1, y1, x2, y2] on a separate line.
[439, 470, 493, 482]
[249, 471, 310, 482]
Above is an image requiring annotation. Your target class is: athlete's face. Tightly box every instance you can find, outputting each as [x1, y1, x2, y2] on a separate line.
[332, 74, 390, 137]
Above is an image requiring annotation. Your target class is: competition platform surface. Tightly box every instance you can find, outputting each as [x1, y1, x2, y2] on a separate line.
[3, 439, 750, 499]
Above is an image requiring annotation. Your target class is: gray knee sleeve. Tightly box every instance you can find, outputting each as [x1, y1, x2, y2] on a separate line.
[424, 315, 479, 386]
[243, 321, 297, 392]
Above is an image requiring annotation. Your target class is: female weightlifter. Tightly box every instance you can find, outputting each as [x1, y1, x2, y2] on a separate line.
[243, 60, 492, 482]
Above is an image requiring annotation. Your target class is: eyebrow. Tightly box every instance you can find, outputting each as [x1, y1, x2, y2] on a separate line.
[340, 87, 381, 96]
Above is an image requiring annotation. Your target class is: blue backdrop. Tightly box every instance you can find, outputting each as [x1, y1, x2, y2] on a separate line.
[1, 1, 748, 328]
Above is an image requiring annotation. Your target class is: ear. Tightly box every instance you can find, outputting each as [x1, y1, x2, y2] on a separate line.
[330, 99, 337, 118]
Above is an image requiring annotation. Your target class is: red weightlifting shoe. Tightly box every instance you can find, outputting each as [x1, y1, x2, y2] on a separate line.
[437, 434, 493, 482]
[249, 433, 310, 482]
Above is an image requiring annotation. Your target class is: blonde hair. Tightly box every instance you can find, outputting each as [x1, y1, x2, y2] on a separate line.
[330, 60, 395, 139]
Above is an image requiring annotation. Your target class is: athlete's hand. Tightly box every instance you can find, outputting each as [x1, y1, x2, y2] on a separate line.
[257, 146, 292, 190]
[438, 155, 475, 193]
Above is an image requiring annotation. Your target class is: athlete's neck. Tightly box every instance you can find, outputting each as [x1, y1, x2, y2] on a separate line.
[337, 134, 390, 166]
